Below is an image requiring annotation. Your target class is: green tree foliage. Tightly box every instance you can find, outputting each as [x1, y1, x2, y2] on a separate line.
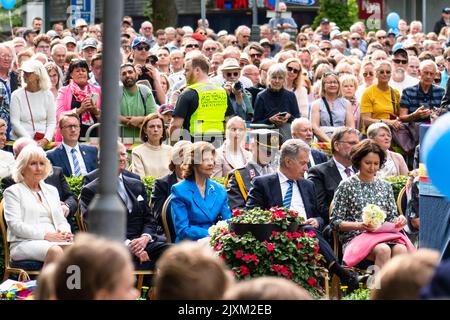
[0, 0, 23, 34]
[313, 0, 359, 32]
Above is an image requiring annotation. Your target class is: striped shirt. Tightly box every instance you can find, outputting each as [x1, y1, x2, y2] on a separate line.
[400, 83, 445, 122]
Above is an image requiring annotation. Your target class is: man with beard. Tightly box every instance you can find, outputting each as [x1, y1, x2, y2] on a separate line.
[389, 48, 419, 95]
[119, 63, 158, 138]
[169, 54, 235, 144]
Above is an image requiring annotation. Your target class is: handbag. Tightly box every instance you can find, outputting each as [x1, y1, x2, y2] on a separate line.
[389, 88, 418, 153]
[24, 90, 46, 141]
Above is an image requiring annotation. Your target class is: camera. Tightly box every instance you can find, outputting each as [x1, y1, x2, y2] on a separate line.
[233, 81, 242, 91]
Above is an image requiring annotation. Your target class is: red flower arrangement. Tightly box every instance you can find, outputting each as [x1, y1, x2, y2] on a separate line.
[209, 207, 327, 298]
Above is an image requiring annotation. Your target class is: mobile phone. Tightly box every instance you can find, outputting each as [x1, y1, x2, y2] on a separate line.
[278, 112, 287, 117]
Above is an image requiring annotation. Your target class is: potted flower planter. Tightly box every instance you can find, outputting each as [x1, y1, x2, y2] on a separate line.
[230, 222, 299, 241]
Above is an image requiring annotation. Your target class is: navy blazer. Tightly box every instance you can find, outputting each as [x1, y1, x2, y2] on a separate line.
[310, 147, 328, 168]
[170, 178, 232, 242]
[246, 172, 324, 230]
[151, 172, 178, 235]
[47, 144, 98, 177]
[80, 174, 163, 241]
[307, 158, 343, 224]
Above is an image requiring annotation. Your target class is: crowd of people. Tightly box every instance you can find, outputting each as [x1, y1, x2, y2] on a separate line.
[1, 2, 450, 300]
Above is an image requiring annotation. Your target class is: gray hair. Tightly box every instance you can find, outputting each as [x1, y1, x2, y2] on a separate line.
[12, 145, 53, 183]
[419, 59, 437, 72]
[267, 63, 287, 80]
[366, 122, 391, 139]
[51, 43, 67, 56]
[291, 117, 311, 131]
[280, 139, 310, 166]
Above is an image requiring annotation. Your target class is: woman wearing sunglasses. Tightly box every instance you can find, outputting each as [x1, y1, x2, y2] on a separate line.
[360, 60, 402, 135]
[283, 58, 309, 118]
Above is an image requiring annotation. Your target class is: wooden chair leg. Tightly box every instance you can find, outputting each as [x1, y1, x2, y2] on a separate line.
[136, 274, 144, 291]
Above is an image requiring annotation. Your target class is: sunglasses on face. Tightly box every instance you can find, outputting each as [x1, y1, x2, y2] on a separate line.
[437, 64, 445, 68]
[226, 72, 239, 77]
[363, 71, 374, 77]
[231, 41, 238, 45]
[393, 59, 408, 64]
[351, 37, 361, 40]
[135, 45, 150, 51]
[320, 47, 331, 52]
[287, 66, 300, 74]
[299, 38, 307, 41]
[204, 47, 216, 51]
[378, 70, 391, 75]
[186, 44, 199, 49]
[434, 78, 441, 84]
[377, 36, 386, 39]
[250, 53, 262, 58]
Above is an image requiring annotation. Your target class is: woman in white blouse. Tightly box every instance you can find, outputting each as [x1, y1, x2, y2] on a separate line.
[3, 145, 72, 266]
[131, 113, 172, 177]
[10, 59, 56, 148]
[283, 58, 309, 118]
[213, 116, 252, 178]
[0, 119, 14, 178]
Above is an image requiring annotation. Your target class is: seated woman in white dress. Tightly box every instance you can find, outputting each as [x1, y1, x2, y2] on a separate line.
[0, 118, 14, 179]
[3, 145, 72, 266]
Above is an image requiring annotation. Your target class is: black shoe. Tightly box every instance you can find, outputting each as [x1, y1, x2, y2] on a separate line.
[357, 273, 371, 286]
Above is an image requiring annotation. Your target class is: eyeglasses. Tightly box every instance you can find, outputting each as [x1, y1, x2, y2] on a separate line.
[287, 66, 300, 74]
[135, 45, 150, 51]
[320, 47, 331, 52]
[185, 44, 199, 49]
[377, 36, 387, 39]
[393, 59, 408, 65]
[250, 53, 262, 58]
[434, 78, 441, 84]
[298, 38, 307, 41]
[204, 47, 217, 51]
[351, 37, 361, 40]
[338, 140, 358, 146]
[37, 45, 50, 50]
[62, 124, 80, 130]
[242, 35, 250, 38]
[437, 64, 446, 68]
[324, 81, 339, 85]
[378, 70, 391, 74]
[226, 72, 239, 77]
[231, 41, 238, 45]
[363, 71, 374, 77]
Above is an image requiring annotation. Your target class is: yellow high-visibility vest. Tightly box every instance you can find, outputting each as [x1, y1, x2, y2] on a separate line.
[188, 83, 228, 134]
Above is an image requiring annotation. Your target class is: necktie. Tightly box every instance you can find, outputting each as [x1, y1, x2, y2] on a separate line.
[118, 176, 132, 212]
[344, 167, 352, 178]
[283, 180, 294, 208]
[71, 148, 81, 177]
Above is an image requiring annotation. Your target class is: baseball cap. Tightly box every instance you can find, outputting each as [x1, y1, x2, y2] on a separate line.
[320, 18, 330, 24]
[131, 36, 150, 49]
[81, 38, 98, 50]
[46, 30, 60, 40]
[251, 129, 280, 151]
[443, 8, 450, 14]
[260, 38, 272, 47]
[121, 32, 131, 39]
[20, 59, 44, 73]
[159, 103, 174, 115]
[63, 36, 77, 45]
[393, 45, 407, 56]
[330, 30, 342, 40]
[191, 33, 207, 42]
[221, 58, 241, 71]
[217, 30, 228, 38]
[23, 29, 38, 38]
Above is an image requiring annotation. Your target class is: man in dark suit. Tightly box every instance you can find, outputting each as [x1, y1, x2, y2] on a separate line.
[291, 117, 327, 170]
[82, 167, 139, 186]
[47, 114, 98, 177]
[80, 142, 170, 267]
[227, 129, 279, 210]
[307, 127, 359, 224]
[246, 138, 360, 291]
[2, 137, 77, 219]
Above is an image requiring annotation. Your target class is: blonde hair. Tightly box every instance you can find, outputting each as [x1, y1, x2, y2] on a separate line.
[225, 116, 246, 145]
[339, 73, 359, 95]
[12, 145, 53, 183]
[168, 140, 192, 172]
[154, 241, 233, 300]
[182, 141, 216, 181]
[283, 58, 304, 91]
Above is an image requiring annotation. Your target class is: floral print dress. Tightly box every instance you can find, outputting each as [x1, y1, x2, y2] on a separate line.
[330, 174, 398, 250]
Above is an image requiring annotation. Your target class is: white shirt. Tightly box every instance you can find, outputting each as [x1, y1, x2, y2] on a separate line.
[10, 88, 56, 141]
[333, 158, 355, 181]
[277, 171, 307, 221]
[210, 74, 253, 89]
[62, 142, 88, 176]
[389, 74, 419, 95]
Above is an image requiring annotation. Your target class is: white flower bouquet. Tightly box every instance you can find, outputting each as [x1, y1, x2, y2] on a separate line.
[208, 220, 229, 237]
[362, 204, 386, 229]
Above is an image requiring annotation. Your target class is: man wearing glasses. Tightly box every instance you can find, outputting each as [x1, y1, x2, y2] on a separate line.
[47, 113, 98, 177]
[235, 25, 251, 50]
[308, 127, 359, 225]
[389, 47, 419, 95]
[139, 21, 156, 49]
[319, 40, 332, 57]
[246, 43, 264, 68]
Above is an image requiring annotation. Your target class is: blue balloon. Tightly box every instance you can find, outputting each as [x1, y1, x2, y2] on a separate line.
[423, 113, 450, 200]
[1, 0, 16, 10]
[386, 12, 400, 29]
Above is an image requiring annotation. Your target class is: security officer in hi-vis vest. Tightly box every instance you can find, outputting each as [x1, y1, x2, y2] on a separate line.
[226, 129, 280, 210]
[169, 54, 235, 145]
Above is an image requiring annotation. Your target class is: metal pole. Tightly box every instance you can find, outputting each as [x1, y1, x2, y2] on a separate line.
[422, 0, 426, 33]
[250, 0, 260, 42]
[201, 0, 206, 28]
[88, 0, 126, 241]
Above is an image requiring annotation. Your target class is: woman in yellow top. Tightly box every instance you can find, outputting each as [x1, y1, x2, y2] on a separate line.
[360, 61, 402, 134]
